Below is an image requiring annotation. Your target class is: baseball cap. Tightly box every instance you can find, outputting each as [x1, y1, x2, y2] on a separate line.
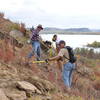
[37, 24, 43, 30]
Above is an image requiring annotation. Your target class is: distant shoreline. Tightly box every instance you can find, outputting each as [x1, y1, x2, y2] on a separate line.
[40, 31, 100, 35]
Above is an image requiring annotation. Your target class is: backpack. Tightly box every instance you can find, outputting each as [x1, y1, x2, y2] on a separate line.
[64, 46, 77, 63]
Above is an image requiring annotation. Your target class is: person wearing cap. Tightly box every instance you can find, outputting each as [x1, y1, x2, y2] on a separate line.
[28, 24, 43, 61]
[46, 40, 75, 91]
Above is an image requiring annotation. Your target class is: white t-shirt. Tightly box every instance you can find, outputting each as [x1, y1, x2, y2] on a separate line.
[56, 37, 60, 45]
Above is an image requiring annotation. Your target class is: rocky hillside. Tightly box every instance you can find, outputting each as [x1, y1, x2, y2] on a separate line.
[0, 15, 13, 33]
[0, 15, 100, 100]
[0, 40, 100, 100]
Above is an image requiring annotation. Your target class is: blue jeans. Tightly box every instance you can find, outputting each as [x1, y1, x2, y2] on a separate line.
[62, 62, 75, 88]
[28, 40, 41, 61]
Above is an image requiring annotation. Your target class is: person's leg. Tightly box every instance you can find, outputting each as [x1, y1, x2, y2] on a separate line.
[63, 70, 70, 87]
[67, 62, 75, 87]
[27, 51, 34, 59]
[27, 41, 34, 59]
[69, 63, 76, 86]
[63, 62, 74, 88]
[69, 69, 73, 87]
[62, 64, 70, 87]
[33, 41, 41, 61]
[37, 42, 41, 61]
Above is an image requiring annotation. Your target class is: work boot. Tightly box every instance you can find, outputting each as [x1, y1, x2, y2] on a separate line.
[36, 57, 40, 61]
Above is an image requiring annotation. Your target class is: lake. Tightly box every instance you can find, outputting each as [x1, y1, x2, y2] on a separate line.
[40, 34, 100, 52]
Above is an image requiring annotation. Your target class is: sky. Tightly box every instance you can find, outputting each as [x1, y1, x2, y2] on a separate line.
[0, 0, 100, 29]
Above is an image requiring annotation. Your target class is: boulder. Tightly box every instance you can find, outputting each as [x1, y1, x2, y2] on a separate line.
[0, 89, 9, 100]
[27, 76, 56, 94]
[5, 88, 27, 100]
[10, 30, 24, 38]
[16, 81, 41, 94]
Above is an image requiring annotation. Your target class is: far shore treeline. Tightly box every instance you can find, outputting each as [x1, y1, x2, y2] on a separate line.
[87, 41, 100, 48]
[40, 28, 100, 35]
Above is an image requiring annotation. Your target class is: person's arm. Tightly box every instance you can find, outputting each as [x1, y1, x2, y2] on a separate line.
[30, 30, 35, 39]
[48, 54, 63, 72]
[48, 55, 61, 61]
[48, 48, 65, 61]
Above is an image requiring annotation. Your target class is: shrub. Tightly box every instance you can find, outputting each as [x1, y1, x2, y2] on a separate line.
[87, 41, 100, 48]
[19, 23, 26, 36]
[75, 48, 100, 59]
[9, 23, 20, 31]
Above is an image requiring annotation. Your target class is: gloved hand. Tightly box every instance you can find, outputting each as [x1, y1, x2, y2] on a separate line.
[45, 59, 49, 64]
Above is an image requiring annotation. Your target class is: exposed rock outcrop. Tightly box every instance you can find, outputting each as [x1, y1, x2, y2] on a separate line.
[0, 32, 23, 48]
[0, 89, 9, 100]
[16, 81, 42, 94]
[4, 88, 27, 100]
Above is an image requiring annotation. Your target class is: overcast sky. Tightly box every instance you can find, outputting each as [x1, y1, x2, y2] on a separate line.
[0, 0, 100, 29]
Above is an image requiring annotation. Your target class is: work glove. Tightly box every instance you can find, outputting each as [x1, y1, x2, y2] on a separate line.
[45, 59, 49, 64]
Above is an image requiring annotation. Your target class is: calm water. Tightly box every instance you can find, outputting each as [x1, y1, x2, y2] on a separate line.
[40, 34, 100, 51]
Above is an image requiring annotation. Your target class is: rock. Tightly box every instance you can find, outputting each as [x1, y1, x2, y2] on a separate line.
[0, 64, 19, 81]
[10, 30, 24, 38]
[0, 89, 9, 100]
[5, 88, 27, 100]
[27, 76, 56, 94]
[0, 79, 17, 88]
[16, 81, 41, 94]
[0, 31, 23, 48]
[31, 95, 52, 100]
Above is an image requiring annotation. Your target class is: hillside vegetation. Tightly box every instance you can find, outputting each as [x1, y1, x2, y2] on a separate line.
[87, 41, 100, 48]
